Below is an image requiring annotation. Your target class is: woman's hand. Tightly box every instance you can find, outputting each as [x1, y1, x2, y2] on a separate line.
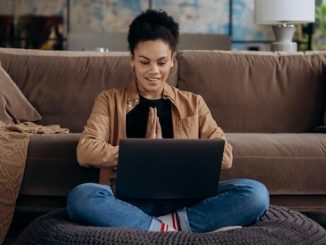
[145, 107, 162, 139]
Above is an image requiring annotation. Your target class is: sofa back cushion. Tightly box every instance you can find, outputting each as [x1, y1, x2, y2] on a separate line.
[177, 51, 326, 133]
[0, 49, 178, 132]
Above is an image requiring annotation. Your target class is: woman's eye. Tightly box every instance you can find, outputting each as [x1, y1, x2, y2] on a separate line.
[140, 61, 149, 65]
[158, 62, 166, 66]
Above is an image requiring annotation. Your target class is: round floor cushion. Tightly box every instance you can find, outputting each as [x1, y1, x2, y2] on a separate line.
[17, 205, 326, 245]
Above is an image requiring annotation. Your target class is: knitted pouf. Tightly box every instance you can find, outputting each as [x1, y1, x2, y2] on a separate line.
[17, 205, 326, 245]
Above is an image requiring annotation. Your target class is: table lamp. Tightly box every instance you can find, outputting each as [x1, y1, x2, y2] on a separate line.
[254, 0, 315, 52]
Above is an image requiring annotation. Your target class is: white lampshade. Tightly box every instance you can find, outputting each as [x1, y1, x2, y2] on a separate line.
[254, 0, 315, 24]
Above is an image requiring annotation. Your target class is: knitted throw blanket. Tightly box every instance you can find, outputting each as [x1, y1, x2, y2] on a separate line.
[0, 121, 68, 244]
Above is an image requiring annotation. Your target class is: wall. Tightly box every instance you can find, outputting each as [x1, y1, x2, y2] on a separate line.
[0, 0, 276, 51]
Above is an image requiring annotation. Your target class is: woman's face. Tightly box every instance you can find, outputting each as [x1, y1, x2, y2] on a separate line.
[131, 39, 174, 99]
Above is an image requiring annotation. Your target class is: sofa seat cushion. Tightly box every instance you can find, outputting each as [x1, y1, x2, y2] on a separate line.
[222, 133, 326, 195]
[20, 133, 99, 197]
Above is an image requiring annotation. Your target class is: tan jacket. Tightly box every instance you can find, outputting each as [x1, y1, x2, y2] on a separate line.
[77, 81, 233, 184]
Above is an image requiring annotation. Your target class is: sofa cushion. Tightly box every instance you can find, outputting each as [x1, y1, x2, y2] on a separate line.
[222, 133, 326, 195]
[177, 51, 326, 133]
[0, 64, 41, 124]
[20, 133, 99, 196]
[0, 49, 178, 132]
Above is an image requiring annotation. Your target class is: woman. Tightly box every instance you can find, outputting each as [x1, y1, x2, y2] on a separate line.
[67, 9, 269, 233]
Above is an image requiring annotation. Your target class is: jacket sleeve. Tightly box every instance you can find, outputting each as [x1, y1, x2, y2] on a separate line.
[197, 95, 233, 169]
[77, 91, 119, 168]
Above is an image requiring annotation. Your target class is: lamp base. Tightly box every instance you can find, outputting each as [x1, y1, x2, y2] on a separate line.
[271, 24, 297, 52]
[271, 42, 297, 52]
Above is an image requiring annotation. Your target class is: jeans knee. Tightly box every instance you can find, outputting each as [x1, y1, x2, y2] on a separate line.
[243, 179, 270, 216]
[66, 183, 113, 220]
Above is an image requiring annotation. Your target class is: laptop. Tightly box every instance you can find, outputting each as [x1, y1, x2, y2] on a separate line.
[115, 138, 225, 200]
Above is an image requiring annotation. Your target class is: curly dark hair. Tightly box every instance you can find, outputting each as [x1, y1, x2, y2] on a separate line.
[128, 9, 179, 55]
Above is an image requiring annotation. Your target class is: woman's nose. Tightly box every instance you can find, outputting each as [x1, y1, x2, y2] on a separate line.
[149, 63, 159, 73]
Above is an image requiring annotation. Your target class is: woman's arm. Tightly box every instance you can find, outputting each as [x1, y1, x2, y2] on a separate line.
[77, 91, 119, 168]
[197, 95, 233, 169]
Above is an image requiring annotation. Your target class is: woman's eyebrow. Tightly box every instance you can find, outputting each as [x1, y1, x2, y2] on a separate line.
[158, 56, 168, 60]
[138, 55, 168, 60]
[138, 55, 150, 60]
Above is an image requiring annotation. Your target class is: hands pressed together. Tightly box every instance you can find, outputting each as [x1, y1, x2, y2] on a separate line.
[145, 107, 162, 139]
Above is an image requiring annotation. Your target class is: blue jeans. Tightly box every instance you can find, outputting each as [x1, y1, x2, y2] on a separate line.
[66, 179, 269, 232]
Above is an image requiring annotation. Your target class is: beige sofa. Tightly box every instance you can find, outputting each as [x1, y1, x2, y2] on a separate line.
[0, 48, 325, 227]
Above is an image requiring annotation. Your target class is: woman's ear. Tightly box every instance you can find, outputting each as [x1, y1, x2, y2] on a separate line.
[130, 56, 135, 68]
[171, 52, 176, 68]
[170, 53, 175, 67]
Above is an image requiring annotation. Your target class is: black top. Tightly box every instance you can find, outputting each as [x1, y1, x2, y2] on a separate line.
[126, 96, 173, 138]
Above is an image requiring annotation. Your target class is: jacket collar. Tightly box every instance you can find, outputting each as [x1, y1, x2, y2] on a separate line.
[125, 80, 176, 111]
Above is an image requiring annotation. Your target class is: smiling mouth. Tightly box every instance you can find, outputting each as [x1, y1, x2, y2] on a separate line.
[146, 77, 161, 83]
